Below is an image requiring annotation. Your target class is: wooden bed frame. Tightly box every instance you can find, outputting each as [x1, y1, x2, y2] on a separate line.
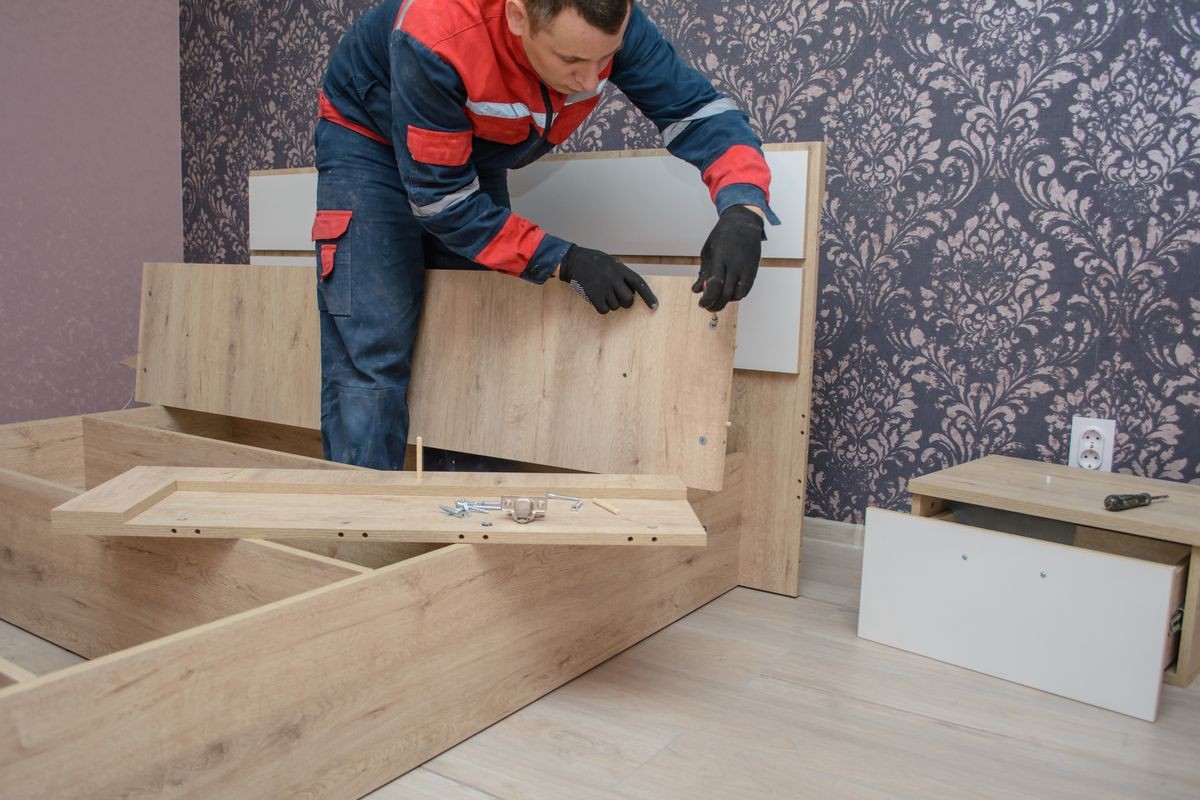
[0, 144, 823, 796]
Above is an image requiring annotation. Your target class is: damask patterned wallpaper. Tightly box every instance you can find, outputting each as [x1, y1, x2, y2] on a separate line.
[181, 1, 1200, 522]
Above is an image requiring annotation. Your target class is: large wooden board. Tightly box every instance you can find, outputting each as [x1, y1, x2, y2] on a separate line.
[407, 270, 736, 489]
[53, 467, 706, 546]
[134, 263, 737, 490]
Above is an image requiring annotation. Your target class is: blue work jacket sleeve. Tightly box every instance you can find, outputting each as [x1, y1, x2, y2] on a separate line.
[610, 6, 780, 225]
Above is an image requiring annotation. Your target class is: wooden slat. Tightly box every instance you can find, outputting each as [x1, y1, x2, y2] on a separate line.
[0, 457, 742, 798]
[52, 467, 704, 547]
[731, 142, 825, 596]
[908, 455, 1200, 546]
[0, 467, 363, 661]
[80, 412, 437, 569]
[134, 263, 737, 491]
[0, 657, 36, 688]
[0, 416, 85, 489]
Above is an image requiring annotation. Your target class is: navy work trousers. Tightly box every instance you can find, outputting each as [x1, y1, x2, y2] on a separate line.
[313, 120, 507, 469]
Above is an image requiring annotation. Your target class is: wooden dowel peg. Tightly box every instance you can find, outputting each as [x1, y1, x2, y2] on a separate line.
[593, 498, 620, 515]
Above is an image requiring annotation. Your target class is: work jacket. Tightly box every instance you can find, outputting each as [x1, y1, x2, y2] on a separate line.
[320, 0, 777, 283]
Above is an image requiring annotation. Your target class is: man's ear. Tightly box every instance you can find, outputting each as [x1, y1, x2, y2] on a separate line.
[505, 0, 531, 37]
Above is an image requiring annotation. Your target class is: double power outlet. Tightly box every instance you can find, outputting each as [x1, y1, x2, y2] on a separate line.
[1068, 415, 1116, 471]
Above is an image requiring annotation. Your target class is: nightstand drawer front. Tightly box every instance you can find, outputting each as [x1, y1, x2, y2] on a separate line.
[858, 508, 1179, 721]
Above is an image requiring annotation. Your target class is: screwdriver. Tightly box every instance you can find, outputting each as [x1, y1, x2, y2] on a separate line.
[1103, 493, 1169, 512]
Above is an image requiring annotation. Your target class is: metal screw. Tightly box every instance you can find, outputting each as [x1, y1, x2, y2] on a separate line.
[709, 314, 719, 330]
[572, 500, 583, 511]
[547, 492, 581, 502]
[699, 436, 708, 446]
[1040, 571, 1047, 578]
[481, 521, 493, 527]
[961, 554, 968, 561]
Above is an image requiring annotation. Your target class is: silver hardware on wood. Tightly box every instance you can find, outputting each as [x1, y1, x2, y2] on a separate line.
[709, 314, 719, 330]
[502, 496, 547, 524]
[699, 436, 709, 446]
[546, 492, 580, 502]
[961, 554, 968, 561]
[1040, 571, 1047, 578]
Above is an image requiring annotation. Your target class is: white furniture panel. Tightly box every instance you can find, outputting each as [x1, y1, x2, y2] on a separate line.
[631, 264, 802, 373]
[858, 508, 1178, 721]
[248, 172, 318, 252]
[248, 148, 810, 259]
[509, 150, 809, 259]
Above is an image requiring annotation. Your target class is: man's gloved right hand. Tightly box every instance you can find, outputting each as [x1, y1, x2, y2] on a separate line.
[558, 245, 659, 314]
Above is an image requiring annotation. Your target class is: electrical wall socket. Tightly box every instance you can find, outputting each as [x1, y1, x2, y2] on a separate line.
[1068, 415, 1116, 471]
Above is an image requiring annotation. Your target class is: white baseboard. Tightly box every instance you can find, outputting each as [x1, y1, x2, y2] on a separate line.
[804, 515, 864, 548]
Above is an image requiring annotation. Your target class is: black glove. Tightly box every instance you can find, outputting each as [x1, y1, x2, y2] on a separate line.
[693, 205, 764, 312]
[558, 245, 659, 314]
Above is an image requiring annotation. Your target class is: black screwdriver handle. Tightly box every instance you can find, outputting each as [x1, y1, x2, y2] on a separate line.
[1104, 493, 1169, 512]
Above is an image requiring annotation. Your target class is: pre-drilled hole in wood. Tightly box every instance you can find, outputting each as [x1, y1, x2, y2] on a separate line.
[482, 534, 489, 540]
[337, 532, 344, 537]
[170, 528, 177, 533]
[627, 536, 634, 542]
[458, 534, 464, 539]
[361, 532, 368, 538]
[651, 536, 658, 542]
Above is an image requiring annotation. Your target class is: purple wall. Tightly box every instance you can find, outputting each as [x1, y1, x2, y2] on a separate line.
[0, 1, 182, 424]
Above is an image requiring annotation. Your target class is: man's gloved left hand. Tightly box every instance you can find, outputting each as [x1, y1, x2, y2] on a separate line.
[693, 205, 765, 312]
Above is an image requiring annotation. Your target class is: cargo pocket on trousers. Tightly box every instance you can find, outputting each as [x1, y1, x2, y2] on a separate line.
[312, 209, 353, 316]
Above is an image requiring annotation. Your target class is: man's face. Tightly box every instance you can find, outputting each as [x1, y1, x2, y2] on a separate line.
[505, 0, 628, 95]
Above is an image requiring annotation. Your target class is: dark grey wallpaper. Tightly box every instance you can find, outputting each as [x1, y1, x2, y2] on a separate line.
[181, 1, 1200, 522]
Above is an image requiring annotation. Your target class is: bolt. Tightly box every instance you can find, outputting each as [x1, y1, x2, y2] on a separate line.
[699, 436, 708, 446]
[572, 500, 583, 511]
[547, 492, 581, 502]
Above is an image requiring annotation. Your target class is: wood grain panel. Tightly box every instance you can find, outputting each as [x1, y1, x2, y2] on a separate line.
[53, 467, 706, 547]
[0, 459, 742, 799]
[731, 142, 825, 596]
[407, 271, 736, 490]
[81, 413, 437, 569]
[908, 455, 1200, 546]
[134, 263, 737, 491]
[0, 416, 85, 489]
[0, 467, 361, 661]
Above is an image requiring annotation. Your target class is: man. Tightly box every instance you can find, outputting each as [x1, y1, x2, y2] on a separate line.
[314, 0, 778, 469]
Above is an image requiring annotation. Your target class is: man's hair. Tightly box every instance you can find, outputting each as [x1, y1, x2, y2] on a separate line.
[525, 0, 633, 35]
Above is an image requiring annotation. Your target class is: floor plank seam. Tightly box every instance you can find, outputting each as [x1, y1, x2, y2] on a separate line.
[607, 728, 688, 792]
[422, 765, 506, 799]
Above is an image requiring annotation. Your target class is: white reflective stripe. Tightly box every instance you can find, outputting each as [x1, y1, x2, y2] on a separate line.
[661, 97, 741, 146]
[394, 0, 417, 29]
[409, 178, 481, 218]
[565, 79, 608, 106]
[466, 100, 548, 128]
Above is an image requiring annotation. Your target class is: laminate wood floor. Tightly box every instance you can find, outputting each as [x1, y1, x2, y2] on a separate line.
[371, 538, 1200, 800]
[3, 539, 1197, 798]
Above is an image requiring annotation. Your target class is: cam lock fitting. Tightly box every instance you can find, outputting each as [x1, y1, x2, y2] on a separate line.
[501, 495, 548, 524]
